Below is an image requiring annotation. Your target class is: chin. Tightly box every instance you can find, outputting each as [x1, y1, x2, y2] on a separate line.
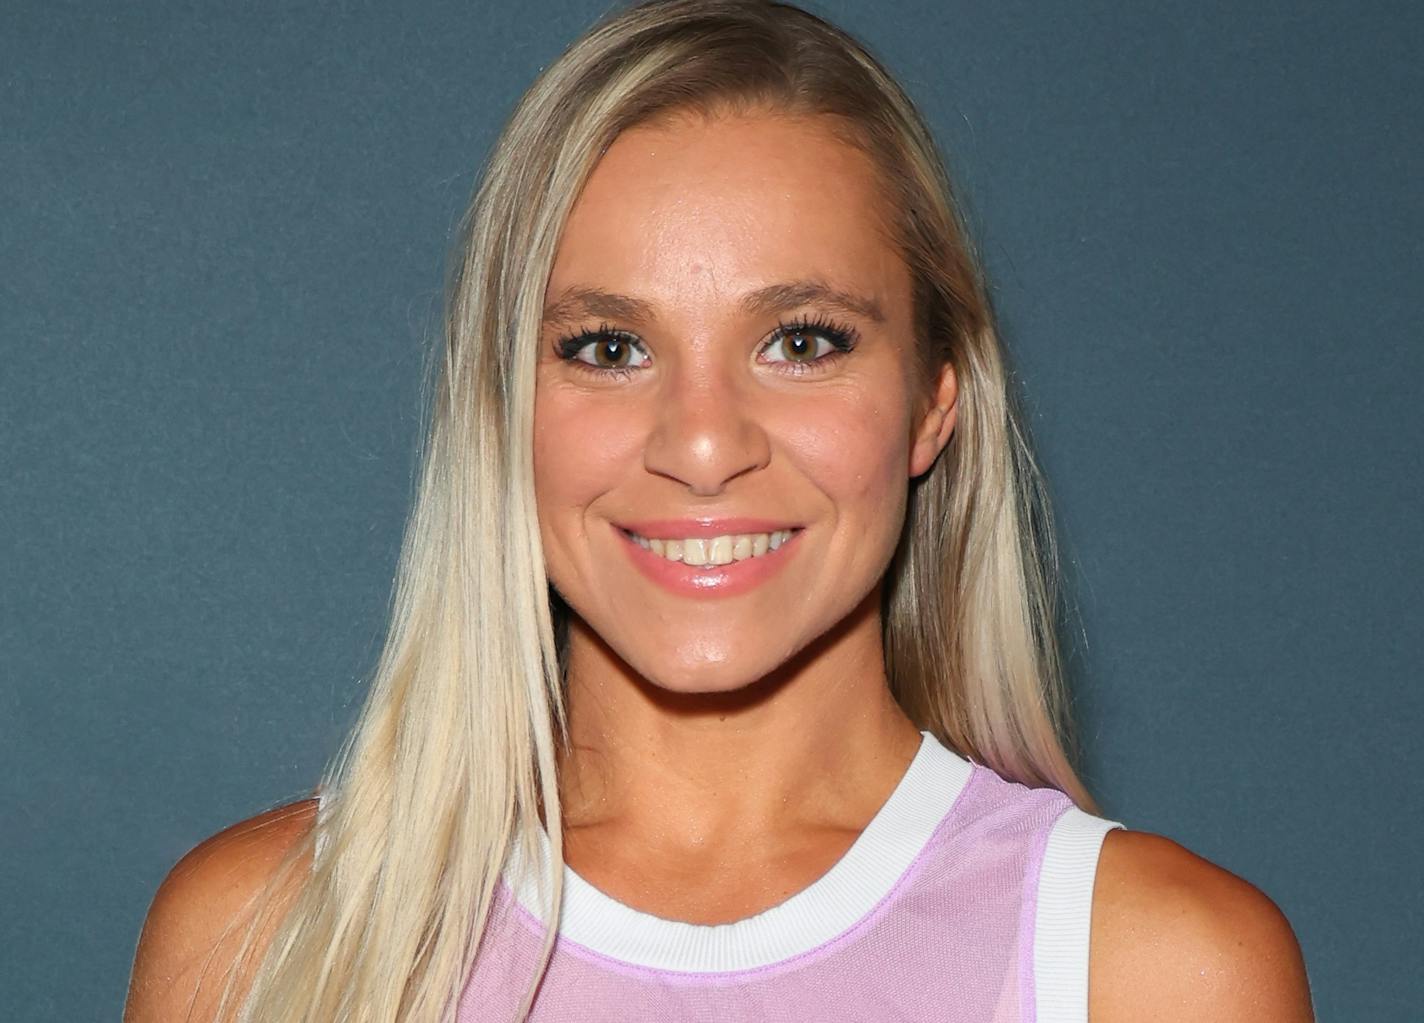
[563, 607, 824, 699]
[626, 635, 806, 698]
[639, 656, 757, 695]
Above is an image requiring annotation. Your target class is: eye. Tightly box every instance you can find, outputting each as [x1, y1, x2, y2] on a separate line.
[760, 317, 859, 367]
[556, 328, 650, 372]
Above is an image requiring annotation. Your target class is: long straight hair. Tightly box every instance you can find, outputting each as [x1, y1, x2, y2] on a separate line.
[224, 1, 1099, 1019]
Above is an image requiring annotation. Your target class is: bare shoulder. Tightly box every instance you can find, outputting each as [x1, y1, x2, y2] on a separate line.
[1088, 829, 1314, 1022]
[124, 798, 319, 1023]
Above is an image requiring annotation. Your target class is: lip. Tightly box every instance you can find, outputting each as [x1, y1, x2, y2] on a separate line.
[615, 517, 801, 540]
[613, 522, 802, 598]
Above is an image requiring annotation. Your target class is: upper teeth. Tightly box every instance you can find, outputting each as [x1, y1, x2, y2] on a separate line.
[631, 529, 795, 566]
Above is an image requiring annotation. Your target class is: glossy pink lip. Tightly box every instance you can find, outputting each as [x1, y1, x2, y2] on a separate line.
[613, 522, 802, 598]
[616, 518, 800, 540]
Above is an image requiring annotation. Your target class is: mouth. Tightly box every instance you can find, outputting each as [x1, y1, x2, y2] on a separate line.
[612, 521, 804, 597]
[618, 526, 801, 567]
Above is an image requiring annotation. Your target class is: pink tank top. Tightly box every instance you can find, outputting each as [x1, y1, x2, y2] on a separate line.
[457, 732, 1124, 1022]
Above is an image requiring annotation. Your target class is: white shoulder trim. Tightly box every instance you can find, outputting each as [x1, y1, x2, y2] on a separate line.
[1033, 806, 1124, 1023]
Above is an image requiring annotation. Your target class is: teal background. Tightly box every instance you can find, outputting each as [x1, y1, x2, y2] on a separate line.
[3, 2, 1419, 1019]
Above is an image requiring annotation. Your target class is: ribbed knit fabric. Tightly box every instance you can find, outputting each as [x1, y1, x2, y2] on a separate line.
[456, 733, 1123, 1022]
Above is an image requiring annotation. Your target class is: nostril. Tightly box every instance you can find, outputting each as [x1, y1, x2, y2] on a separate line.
[641, 414, 772, 495]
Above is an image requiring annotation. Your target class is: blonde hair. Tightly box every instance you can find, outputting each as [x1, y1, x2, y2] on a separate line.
[222, 1, 1099, 1019]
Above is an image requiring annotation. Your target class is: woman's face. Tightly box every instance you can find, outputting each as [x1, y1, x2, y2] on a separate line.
[534, 109, 956, 693]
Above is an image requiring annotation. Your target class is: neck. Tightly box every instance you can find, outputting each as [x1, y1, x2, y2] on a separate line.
[555, 589, 923, 851]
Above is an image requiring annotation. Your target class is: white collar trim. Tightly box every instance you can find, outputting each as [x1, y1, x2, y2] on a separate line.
[503, 731, 974, 973]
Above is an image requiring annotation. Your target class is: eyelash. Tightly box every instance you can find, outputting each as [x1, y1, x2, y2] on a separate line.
[765, 314, 859, 374]
[552, 315, 860, 380]
[553, 323, 646, 381]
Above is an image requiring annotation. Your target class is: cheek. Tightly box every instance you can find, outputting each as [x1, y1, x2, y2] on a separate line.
[533, 387, 646, 536]
[775, 385, 913, 529]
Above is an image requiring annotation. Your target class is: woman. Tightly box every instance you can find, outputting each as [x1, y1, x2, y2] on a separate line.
[125, 1, 1313, 1020]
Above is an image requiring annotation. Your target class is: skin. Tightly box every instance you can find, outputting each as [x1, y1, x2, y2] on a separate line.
[534, 108, 947, 922]
[124, 111, 1313, 1021]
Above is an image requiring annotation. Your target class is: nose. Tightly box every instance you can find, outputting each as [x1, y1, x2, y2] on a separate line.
[642, 361, 771, 496]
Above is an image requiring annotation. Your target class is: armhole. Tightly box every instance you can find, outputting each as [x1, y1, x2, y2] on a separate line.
[1032, 806, 1124, 1023]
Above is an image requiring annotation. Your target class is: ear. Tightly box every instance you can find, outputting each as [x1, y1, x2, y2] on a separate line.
[908, 361, 959, 478]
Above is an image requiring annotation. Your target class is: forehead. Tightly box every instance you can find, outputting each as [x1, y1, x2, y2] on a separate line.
[549, 110, 910, 316]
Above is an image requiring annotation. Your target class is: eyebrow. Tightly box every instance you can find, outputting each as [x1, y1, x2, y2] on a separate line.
[741, 280, 886, 324]
[541, 287, 655, 330]
[541, 279, 886, 329]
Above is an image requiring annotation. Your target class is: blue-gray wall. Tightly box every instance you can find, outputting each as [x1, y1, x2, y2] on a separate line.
[3, 2, 1418, 1019]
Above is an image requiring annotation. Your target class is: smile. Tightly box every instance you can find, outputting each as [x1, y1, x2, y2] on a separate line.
[622, 528, 797, 566]
[613, 522, 803, 597]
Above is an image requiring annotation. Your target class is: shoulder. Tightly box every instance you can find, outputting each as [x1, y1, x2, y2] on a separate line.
[1088, 829, 1314, 1022]
[124, 798, 319, 1023]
